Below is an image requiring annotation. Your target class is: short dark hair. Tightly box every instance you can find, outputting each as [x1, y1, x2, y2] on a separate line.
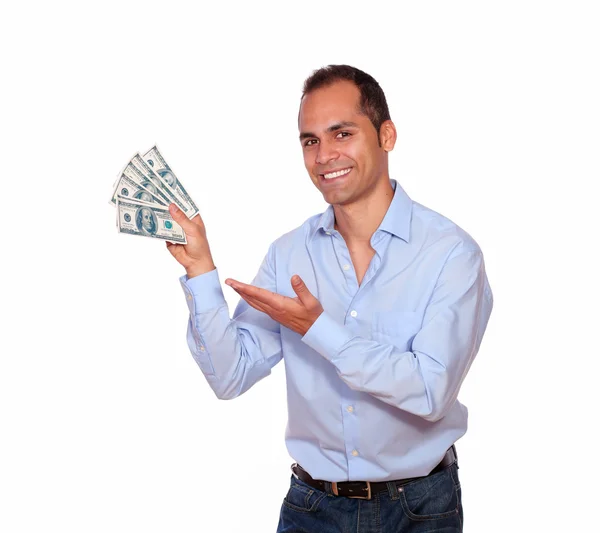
[301, 65, 391, 137]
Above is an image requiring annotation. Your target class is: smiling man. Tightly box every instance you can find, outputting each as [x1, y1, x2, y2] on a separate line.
[166, 65, 493, 533]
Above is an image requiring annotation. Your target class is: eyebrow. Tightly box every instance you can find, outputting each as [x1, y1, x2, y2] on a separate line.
[299, 121, 359, 140]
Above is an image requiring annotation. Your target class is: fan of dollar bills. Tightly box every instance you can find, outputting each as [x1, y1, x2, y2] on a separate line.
[109, 146, 198, 244]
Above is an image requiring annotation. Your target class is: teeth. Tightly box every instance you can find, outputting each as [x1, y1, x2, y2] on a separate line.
[323, 168, 351, 180]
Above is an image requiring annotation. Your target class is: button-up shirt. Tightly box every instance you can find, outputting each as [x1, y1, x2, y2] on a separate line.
[180, 179, 494, 482]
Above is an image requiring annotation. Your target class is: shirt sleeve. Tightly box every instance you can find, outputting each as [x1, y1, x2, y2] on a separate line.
[301, 249, 494, 422]
[180, 243, 283, 399]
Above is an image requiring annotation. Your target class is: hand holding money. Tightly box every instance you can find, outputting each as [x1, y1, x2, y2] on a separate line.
[166, 204, 216, 279]
[109, 146, 199, 245]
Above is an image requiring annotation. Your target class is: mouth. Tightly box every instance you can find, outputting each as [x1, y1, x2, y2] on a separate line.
[318, 167, 352, 184]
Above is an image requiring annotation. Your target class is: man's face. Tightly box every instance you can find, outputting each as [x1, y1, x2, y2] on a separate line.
[299, 80, 388, 206]
[141, 209, 153, 230]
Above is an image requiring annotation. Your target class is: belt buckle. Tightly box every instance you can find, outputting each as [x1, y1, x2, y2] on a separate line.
[352, 481, 372, 500]
[332, 481, 372, 500]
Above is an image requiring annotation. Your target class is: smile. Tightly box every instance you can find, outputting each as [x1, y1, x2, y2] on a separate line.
[321, 168, 352, 180]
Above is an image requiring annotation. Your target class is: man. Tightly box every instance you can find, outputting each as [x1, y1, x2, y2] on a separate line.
[166, 65, 493, 532]
[139, 180, 158, 197]
[158, 168, 177, 189]
[136, 206, 157, 236]
[133, 189, 154, 203]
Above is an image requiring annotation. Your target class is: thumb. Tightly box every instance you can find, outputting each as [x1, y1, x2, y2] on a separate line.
[291, 275, 314, 305]
[169, 203, 197, 235]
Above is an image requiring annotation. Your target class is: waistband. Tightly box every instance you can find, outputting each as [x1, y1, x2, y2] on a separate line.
[291, 445, 457, 500]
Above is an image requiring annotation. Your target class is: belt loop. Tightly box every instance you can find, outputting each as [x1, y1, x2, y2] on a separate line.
[386, 481, 400, 500]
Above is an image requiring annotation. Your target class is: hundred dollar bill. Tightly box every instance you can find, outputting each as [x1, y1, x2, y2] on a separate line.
[109, 170, 167, 207]
[143, 145, 199, 218]
[114, 193, 157, 228]
[115, 161, 174, 207]
[130, 153, 187, 212]
[116, 197, 187, 244]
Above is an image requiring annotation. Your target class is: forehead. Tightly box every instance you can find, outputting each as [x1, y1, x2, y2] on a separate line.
[299, 80, 366, 131]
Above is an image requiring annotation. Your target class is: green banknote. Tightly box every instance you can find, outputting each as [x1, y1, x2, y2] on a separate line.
[116, 197, 187, 244]
[143, 145, 199, 218]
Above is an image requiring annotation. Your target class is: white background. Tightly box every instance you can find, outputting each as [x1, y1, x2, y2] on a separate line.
[1, 1, 598, 531]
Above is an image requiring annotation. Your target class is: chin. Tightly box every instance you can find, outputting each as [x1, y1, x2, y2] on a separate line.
[322, 191, 352, 206]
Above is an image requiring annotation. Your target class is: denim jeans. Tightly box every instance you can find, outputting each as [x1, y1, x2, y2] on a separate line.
[276, 462, 463, 533]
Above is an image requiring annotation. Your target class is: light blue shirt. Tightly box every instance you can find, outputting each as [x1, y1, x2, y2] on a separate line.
[180, 180, 493, 482]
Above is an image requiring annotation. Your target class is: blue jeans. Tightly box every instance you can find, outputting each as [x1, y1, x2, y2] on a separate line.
[276, 462, 463, 532]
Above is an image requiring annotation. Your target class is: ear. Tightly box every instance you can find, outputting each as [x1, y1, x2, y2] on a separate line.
[379, 120, 397, 152]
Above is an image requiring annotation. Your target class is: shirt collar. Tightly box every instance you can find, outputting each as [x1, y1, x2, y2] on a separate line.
[311, 179, 412, 242]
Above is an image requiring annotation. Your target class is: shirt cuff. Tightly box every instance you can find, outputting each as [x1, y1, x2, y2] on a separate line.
[301, 312, 354, 362]
[180, 268, 227, 314]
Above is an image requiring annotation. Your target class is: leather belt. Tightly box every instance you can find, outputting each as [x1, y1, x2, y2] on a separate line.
[291, 445, 457, 500]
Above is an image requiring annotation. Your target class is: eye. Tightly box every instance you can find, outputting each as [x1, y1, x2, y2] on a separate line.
[336, 131, 351, 139]
[303, 139, 318, 147]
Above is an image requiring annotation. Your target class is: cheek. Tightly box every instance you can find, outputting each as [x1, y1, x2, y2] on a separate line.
[341, 143, 360, 165]
[356, 143, 380, 172]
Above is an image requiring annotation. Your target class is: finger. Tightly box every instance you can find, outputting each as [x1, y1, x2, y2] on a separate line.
[291, 275, 315, 307]
[169, 204, 201, 235]
[234, 290, 272, 315]
[165, 240, 185, 260]
[228, 281, 281, 307]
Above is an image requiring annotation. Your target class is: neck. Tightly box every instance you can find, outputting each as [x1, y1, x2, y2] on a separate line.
[333, 177, 395, 246]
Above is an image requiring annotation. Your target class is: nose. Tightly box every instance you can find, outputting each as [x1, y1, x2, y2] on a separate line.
[316, 139, 339, 165]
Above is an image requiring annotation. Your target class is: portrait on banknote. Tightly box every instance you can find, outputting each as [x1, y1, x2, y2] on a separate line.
[133, 189, 154, 203]
[158, 169, 177, 188]
[136, 207, 158, 236]
[140, 180, 158, 196]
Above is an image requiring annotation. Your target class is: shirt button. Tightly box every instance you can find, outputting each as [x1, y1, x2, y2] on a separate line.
[187, 294, 192, 301]
[350, 310, 358, 318]
[325, 231, 331, 235]
[199, 345, 205, 352]
[346, 406, 354, 413]
[351, 450, 359, 457]
[342, 264, 350, 271]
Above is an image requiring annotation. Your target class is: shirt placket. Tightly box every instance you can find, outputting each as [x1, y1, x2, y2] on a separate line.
[327, 229, 387, 477]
